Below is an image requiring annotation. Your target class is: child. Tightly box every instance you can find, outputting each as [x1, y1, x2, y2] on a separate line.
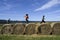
[24, 14, 29, 23]
[41, 15, 45, 23]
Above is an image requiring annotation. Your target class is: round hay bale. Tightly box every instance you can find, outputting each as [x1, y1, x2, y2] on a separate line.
[38, 23, 52, 35]
[51, 23, 60, 35]
[0, 29, 1, 34]
[0, 24, 3, 34]
[1, 24, 14, 34]
[13, 23, 26, 35]
[25, 23, 37, 35]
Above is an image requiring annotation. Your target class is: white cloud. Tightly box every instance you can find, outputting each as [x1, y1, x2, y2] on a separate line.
[35, 0, 60, 11]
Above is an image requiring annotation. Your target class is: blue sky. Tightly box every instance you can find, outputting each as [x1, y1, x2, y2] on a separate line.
[0, 0, 60, 21]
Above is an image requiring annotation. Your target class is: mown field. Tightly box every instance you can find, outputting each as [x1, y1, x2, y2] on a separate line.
[0, 35, 60, 40]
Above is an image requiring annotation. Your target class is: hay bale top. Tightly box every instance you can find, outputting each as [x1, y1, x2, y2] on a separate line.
[3, 24, 11, 27]
[26, 23, 36, 27]
[14, 23, 26, 29]
[39, 23, 51, 28]
[15, 23, 26, 25]
[51, 23, 55, 28]
[3, 24, 14, 28]
[3, 24, 11, 26]
[51, 22, 60, 28]
[38, 23, 51, 29]
[40, 23, 50, 26]
[27, 23, 35, 24]
[15, 23, 26, 26]
[35, 23, 40, 26]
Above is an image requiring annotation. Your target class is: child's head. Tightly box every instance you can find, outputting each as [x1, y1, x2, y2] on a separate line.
[26, 14, 28, 16]
[43, 15, 45, 17]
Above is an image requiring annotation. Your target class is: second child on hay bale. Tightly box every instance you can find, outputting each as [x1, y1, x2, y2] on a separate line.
[24, 14, 29, 23]
[41, 15, 45, 23]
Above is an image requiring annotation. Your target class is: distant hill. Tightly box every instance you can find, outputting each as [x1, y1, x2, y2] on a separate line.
[0, 20, 7, 24]
[0, 19, 60, 24]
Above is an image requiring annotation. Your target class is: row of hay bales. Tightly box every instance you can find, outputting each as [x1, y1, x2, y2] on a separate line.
[0, 22, 60, 35]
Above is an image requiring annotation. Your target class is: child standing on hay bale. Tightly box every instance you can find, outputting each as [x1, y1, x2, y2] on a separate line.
[41, 15, 45, 23]
[24, 14, 29, 23]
